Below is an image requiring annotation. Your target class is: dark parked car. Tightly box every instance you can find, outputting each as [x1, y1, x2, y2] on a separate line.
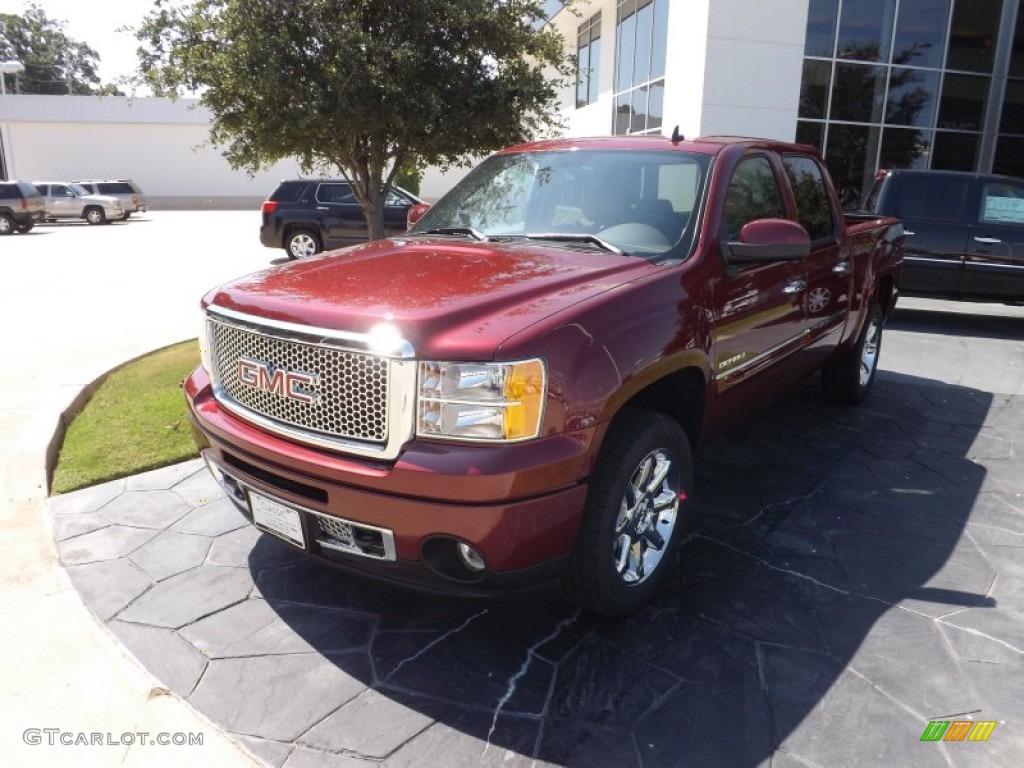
[259, 179, 422, 259]
[863, 169, 1024, 304]
[0, 180, 45, 234]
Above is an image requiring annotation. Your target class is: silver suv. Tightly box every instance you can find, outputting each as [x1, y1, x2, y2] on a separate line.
[33, 182, 124, 225]
[74, 179, 147, 220]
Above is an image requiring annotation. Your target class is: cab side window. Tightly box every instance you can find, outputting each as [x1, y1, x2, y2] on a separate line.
[979, 181, 1024, 224]
[723, 156, 784, 240]
[783, 155, 835, 241]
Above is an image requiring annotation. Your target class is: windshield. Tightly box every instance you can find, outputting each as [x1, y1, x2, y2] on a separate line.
[70, 183, 91, 196]
[409, 149, 710, 257]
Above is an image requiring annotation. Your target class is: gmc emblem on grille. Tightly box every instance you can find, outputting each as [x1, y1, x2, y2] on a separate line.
[237, 358, 319, 403]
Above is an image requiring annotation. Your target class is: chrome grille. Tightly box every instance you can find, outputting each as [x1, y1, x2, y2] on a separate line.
[210, 318, 389, 443]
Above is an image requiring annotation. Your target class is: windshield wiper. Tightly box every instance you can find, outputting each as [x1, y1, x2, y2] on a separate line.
[421, 227, 488, 242]
[519, 233, 624, 256]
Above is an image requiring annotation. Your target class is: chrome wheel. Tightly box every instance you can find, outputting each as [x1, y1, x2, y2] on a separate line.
[0, 214, 12, 234]
[859, 314, 881, 388]
[287, 232, 320, 258]
[85, 207, 105, 225]
[613, 448, 681, 585]
[565, 408, 692, 616]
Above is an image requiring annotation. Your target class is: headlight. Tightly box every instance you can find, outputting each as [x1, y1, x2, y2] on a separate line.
[198, 311, 213, 374]
[417, 359, 546, 442]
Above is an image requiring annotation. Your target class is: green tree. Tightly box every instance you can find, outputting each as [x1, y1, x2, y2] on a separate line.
[0, 3, 122, 95]
[134, 0, 573, 239]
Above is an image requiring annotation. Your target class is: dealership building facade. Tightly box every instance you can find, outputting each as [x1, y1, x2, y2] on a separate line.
[549, 0, 1024, 201]
[1, 0, 1022, 203]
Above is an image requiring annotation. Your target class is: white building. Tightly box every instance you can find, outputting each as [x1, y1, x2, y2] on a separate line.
[2, 0, 1022, 204]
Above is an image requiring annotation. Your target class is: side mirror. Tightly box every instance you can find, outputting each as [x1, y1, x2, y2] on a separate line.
[725, 218, 810, 263]
[407, 203, 431, 229]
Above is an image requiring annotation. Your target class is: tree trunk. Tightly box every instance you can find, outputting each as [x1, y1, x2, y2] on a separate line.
[362, 183, 386, 240]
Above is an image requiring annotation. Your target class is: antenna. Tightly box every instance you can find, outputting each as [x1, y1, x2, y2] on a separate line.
[670, 126, 683, 143]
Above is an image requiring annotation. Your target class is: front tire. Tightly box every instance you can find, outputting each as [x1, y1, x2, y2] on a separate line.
[822, 302, 883, 404]
[564, 408, 693, 617]
[286, 229, 322, 259]
[85, 207, 106, 225]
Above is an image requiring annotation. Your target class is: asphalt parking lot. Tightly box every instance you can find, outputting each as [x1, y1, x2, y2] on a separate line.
[4, 213, 1024, 766]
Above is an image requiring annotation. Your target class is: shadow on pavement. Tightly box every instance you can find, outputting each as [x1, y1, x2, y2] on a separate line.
[241, 373, 1016, 767]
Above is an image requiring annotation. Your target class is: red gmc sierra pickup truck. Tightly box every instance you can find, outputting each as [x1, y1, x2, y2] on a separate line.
[186, 135, 903, 616]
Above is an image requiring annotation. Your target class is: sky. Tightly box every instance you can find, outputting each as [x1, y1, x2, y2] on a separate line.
[0, 0, 149, 87]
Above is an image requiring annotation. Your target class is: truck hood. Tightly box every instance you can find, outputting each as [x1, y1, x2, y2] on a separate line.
[208, 237, 660, 358]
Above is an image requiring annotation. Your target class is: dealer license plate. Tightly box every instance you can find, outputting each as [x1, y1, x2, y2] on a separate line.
[249, 491, 306, 548]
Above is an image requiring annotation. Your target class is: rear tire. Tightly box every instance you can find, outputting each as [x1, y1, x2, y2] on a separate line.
[85, 207, 106, 225]
[16, 221, 33, 233]
[564, 408, 692, 617]
[0, 213, 14, 234]
[286, 229, 322, 259]
[822, 302, 883, 404]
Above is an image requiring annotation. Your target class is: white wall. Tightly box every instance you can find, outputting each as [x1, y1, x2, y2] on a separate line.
[549, 0, 806, 142]
[2, 95, 311, 206]
[700, 0, 808, 140]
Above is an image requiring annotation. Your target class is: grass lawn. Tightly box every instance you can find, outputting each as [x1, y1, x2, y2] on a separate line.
[51, 341, 201, 494]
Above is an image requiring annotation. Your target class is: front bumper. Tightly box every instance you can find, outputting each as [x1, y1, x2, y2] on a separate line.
[185, 366, 595, 592]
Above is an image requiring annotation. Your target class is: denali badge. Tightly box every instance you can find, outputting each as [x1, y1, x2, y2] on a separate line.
[237, 358, 319, 403]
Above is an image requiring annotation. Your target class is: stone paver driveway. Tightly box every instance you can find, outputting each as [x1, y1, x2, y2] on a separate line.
[50, 369, 1024, 767]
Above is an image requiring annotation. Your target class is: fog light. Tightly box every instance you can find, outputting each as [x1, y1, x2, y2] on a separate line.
[456, 541, 486, 572]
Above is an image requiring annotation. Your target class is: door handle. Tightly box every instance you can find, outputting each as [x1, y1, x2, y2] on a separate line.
[833, 260, 852, 275]
[316, 206, 330, 211]
[783, 280, 807, 295]
[973, 236, 1002, 244]
[903, 230, 915, 236]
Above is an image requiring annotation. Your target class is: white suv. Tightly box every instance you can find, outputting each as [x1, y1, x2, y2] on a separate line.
[73, 179, 147, 220]
[33, 182, 124, 225]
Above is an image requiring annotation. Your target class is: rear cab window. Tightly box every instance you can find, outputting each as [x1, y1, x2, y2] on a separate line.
[893, 176, 966, 223]
[978, 181, 1024, 224]
[782, 155, 836, 241]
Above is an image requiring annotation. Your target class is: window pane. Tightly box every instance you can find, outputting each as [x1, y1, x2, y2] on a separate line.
[634, 1, 653, 84]
[830, 63, 887, 123]
[1011, 5, 1024, 78]
[979, 181, 1024, 224]
[879, 127, 931, 169]
[800, 59, 832, 119]
[616, 11, 636, 92]
[723, 156, 784, 239]
[1000, 78, 1024, 135]
[651, 0, 668, 79]
[805, 0, 839, 57]
[632, 87, 647, 132]
[892, 0, 950, 69]
[836, 0, 897, 62]
[576, 43, 589, 107]
[796, 121, 825, 151]
[931, 130, 979, 170]
[648, 80, 664, 130]
[588, 37, 601, 104]
[783, 155, 835, 240]
[938, 73, 988, 131]
[825, 124, 882, 203]
[613, 93, 632, 134]
[994, 135, 1024, 176]
[946, 0, 1001, 73]
[893, 176, 966, 220]
[885, 67, 939, 127]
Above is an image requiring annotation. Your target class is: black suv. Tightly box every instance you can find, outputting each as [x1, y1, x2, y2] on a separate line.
[260, 179, 422, 259]
[264, 180, 423, 259]
[0, 180, 45, 234]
